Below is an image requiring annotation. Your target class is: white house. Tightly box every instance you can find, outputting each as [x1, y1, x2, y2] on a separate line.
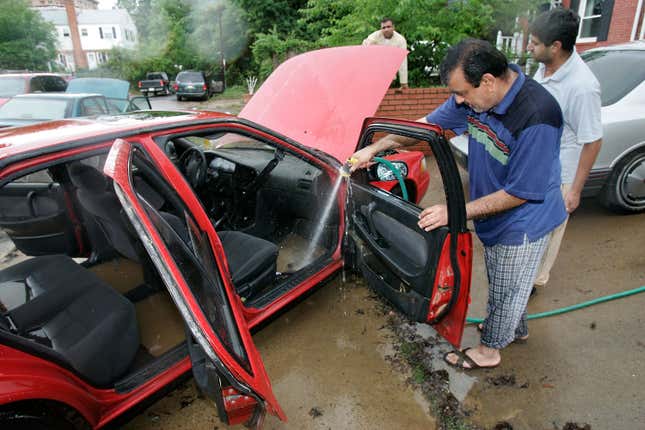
[38, 7, 138, 71]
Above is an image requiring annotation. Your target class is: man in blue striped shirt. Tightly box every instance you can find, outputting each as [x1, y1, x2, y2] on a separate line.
[351, 39, 566, 369]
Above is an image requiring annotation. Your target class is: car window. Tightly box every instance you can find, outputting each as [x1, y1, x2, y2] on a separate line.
[80, 97, 107, 116]
[581, 49, 645, 106]
[147, 73, 164, 80]
[0, 98, 70, 120]
[177, 72, 204, 82]
[0, 77, 26, 97]
[29, 76, 48, 93]
[45, 76, 68, 92]
[131, 150, 252, 373]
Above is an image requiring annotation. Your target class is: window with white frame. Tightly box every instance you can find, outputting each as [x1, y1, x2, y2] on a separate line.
[62, 27, 70, 37]
[81, 28, 88, 37]
[577, 0, 603, 40]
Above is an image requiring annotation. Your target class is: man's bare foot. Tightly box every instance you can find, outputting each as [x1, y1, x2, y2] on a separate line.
[444, 344, 501, 369]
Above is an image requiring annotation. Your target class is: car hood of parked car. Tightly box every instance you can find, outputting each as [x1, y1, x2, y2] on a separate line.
[66, 78, 130, 100]
[239, 46, 407, 163]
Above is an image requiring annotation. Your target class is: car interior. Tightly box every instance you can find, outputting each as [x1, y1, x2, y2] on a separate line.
[0, 129, 340, 390]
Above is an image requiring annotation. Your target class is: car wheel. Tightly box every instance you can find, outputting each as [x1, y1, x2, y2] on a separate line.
[176, 95, 182, 101]
[600, 147, 645, 213]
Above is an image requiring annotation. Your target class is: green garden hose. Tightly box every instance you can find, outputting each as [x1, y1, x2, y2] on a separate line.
[373, 156, 408, 201]
[466, 285, 645, 324]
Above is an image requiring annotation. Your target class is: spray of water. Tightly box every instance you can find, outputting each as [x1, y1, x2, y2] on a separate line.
[302, 171, 345, 267]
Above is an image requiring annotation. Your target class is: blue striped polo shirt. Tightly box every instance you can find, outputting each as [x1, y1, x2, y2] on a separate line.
[427, 64, 567, 246]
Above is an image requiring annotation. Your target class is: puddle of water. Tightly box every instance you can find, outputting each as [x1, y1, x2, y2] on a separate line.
[254, 277, 436, 429]
[125, 277, 436, 430]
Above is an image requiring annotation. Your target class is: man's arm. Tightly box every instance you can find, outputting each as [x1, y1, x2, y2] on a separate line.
[565, 138, 602, 213]
[350, 116, 428, 171]
[418, 190, 526, 231]
[362, 31, 379, 46]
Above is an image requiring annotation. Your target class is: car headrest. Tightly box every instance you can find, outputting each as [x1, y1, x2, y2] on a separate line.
[68, 163, 109, 193]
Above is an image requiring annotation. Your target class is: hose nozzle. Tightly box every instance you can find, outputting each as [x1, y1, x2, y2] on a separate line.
[340, 157, 357, 177]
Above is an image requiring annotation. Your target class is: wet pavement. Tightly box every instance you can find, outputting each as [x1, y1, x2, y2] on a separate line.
[124, 277, 436, 430]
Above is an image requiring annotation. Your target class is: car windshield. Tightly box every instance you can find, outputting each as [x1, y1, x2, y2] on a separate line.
[147, 73, 164, 80]
[0, 98, 70, 119]
[0, 77, 25, 97]
[581, 49, 645, 106]
[177, 72, 203, 82]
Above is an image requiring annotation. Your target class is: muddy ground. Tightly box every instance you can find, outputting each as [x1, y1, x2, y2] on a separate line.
[3, 94, 642, 429]
[127, 95, 644, 430]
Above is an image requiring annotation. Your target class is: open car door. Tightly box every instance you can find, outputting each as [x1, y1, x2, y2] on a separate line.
[347, 118, 472, 348]
[103, 138, 285, 428]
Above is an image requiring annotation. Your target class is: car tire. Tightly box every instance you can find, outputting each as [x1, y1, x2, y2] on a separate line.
[599, 147, 645, 213]
[176, 95, 182, 101]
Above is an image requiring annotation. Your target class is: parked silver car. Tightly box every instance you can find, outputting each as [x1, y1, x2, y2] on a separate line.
[449, 41, 645, 213]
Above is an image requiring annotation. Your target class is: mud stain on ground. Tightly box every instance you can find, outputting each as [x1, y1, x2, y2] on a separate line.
[125, 277, 436, 430]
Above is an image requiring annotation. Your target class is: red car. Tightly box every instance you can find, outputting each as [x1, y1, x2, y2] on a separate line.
[0, 47, 471, 429]
[0, 73, 69, 107]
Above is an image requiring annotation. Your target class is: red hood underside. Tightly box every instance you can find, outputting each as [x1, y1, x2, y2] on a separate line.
[239, 46, 407, 163]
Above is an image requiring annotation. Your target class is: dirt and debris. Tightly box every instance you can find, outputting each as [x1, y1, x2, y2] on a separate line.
[308, 407, 323, 418]
[485, 375, 516, 387]
[562, 423, 592, 430]
[383, 311, 477, 430]
[493, 422, 513, 429]
[589, 322, 596, 330]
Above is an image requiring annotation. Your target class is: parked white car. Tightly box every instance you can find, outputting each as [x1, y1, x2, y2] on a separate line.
[449, 41, 645, 213]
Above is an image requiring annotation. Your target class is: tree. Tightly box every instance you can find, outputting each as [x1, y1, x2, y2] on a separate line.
[0, 0, 57, 71]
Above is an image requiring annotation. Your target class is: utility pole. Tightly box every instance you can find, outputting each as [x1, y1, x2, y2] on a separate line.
[215, 4, 226, 91]
[64, 0, 88, 70]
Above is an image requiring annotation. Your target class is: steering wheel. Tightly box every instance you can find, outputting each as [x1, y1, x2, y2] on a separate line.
[178, 146, 207, 189]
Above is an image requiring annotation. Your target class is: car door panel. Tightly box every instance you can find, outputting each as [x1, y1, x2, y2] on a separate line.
[348, 118, 472, 348]
[104, 138, 285, 427]
[0, 182, 79, 256]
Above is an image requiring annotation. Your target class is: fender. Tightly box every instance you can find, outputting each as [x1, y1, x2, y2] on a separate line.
[0, 345, 102, 426]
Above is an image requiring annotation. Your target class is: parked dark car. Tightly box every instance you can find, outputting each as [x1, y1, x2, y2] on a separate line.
[173, 70, 216, 101]
[0, 73, 68, 107]
[0, 93, 110, 128]
[0, 47, 471, 429]
[138, 72, 171, 96]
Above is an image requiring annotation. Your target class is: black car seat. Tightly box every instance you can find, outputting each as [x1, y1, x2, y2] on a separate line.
[68, 162, 141, 261]
[160, 212, 278, 299]
[0, 255, 139, 387]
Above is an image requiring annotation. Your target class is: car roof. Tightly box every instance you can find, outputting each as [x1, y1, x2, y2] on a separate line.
[10, 93, 103, 99]
[0, 110, 231, 164]
[0, 73, 67, 79]
[585, 40, 645, 52]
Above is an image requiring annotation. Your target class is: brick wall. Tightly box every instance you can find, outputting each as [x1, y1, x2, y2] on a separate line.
[374, 87, 451, 154]
[563, 0, 643, 51]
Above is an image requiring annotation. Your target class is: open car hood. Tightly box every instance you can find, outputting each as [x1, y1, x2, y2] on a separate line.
[66, 78, 130, 100]
[239, 46, 407, 163]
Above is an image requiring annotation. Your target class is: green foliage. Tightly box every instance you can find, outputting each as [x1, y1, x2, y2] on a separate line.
[107, 0, 541, 88]
[0, 0, 57, 71]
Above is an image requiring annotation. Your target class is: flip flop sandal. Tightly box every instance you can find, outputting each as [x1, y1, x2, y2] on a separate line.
[443, 347, 500, 370]
[476, 324, 529, 344]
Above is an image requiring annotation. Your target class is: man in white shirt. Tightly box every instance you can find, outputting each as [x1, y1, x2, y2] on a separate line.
[528, 8, 603, 289]
[363, 18, 408, 89]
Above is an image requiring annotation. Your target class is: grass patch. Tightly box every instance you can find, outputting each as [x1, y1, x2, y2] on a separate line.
[218, 84, 247, 99]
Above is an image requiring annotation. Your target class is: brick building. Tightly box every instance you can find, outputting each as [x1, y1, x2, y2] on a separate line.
[562, 0, 645, 50]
